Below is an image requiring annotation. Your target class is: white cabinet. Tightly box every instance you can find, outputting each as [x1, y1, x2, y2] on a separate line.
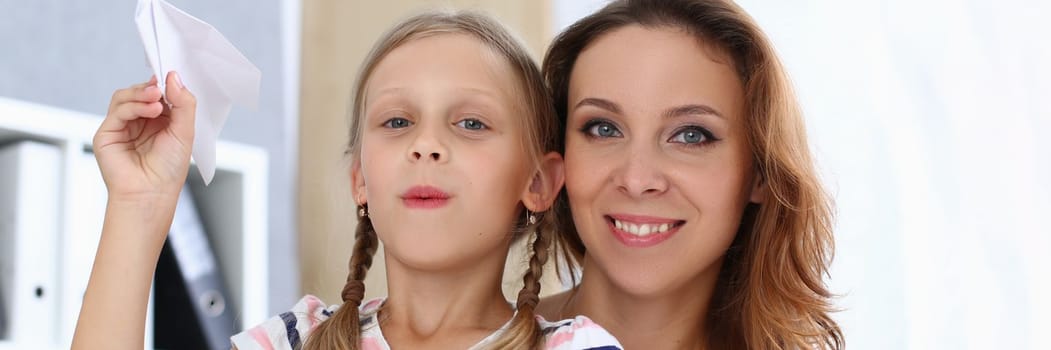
[0, 97, 269, 349]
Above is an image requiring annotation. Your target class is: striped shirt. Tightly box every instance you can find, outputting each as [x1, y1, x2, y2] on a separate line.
[230, 295, 621, 350]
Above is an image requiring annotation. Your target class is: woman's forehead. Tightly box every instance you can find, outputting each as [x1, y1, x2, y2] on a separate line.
[568, 25, 744, 121]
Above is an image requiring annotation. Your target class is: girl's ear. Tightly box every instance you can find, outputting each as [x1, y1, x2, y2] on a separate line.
[350, 159, 368, 206]
[749, 170, 766, 204]
[521, 152, 565, 212]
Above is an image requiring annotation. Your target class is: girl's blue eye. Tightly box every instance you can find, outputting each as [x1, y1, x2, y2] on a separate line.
[582, 120, 622, 138]
[384, 117, 412, 129]
[669, 126, 716, 145]
[456, 118, 487, 130]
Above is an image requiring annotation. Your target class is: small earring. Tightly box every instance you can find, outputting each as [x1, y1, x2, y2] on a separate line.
[527, 210, 537, 225]
[358, 206, 368, 218]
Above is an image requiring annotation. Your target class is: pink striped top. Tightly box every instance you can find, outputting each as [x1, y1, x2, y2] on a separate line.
[230, 295, 621, 350]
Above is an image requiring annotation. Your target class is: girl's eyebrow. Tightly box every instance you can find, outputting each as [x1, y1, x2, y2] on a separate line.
[457, 86, 502, 97]
[369, 87, 407, 99]
[370, 86, 503, 101]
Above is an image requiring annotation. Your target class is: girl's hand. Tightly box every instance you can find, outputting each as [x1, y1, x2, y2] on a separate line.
[93, 72, 196, 202]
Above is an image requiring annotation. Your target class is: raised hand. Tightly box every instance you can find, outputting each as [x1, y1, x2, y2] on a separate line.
[93, 71, 197, 201]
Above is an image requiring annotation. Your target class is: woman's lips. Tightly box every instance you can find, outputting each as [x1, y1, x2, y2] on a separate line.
[605, 214, 685, 248]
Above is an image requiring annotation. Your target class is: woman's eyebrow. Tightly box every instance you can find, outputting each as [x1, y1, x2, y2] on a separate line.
[574, 97, 621, 114]
[663, 104, 724, 119]
[574, 98, 724, 120]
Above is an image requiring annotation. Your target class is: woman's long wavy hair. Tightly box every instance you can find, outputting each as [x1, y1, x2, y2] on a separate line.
[543, 0, 843, 348]
[304, 10, 561, 350]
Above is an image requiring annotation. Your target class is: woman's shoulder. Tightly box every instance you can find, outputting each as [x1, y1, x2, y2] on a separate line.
[538, 314, 623, 350]
[229, 295, 385, 350]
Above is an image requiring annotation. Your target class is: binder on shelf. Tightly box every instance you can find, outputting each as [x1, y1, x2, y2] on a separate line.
[154, 186, 237, 350]
[57, 150, 110, 348]
[0, 141, 62, 345]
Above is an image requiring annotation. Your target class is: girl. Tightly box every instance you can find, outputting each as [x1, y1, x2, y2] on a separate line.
[537, 0, 844, 349]
[73, 10, 620, 350]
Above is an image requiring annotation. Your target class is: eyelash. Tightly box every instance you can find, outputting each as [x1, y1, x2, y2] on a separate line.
[455, 117, 488, 131]
[382, 116, 490, 133]
[579, 119, 623, 139]
[579, 118, 720, 147]
[668, 126, 719, 147]
[382, 116, 413, 129]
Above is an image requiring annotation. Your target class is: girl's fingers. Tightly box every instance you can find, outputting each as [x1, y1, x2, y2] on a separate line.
[163, 71, 196, 144]
[98, 101, 164, 136]
[112, 101, 165, 122]
[132, 75, 158, 90]
[108, 79, 163, 111]
[100, 75, 164, 135]
[94, 73, 194, 153]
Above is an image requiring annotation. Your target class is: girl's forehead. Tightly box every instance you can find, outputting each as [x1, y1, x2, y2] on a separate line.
[366, 33, 518, 100]
[362, 34, 534, 120]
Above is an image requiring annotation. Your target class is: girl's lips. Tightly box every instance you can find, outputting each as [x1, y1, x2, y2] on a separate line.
[401, 185, 451, 209]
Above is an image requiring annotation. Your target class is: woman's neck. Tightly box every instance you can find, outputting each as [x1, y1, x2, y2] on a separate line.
[563, 256, 723, 350]
[379, 248, 514, 347]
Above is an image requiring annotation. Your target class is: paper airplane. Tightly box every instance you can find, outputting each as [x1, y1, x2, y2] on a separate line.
[135, 0, 261, 185]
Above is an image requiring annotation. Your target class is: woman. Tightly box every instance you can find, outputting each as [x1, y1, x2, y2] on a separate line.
[537, 0, 843, 348]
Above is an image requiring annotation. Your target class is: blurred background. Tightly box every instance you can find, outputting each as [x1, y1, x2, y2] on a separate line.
[1, 0, 1049, 349]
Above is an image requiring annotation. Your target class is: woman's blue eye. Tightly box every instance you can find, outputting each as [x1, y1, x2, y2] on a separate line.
[583, 120, 622, 138]
[456, 118, 487, 130]
[669, 127, 715, 145]
[384, 117, 412, 129]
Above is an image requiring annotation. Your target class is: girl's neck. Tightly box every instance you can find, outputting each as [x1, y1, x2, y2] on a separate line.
[379, 247, 514, 345]
[564, 256, 723, 350]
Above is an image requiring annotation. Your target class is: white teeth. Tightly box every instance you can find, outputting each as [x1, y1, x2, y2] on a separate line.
[612, 219, 675, 237]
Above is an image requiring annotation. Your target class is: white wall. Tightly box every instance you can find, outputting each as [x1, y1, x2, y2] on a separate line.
[553, 1, 1051, 348]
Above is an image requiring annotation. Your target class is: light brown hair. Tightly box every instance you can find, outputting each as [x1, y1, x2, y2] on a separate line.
[543, 0, 843, 348]
[304, 10, 561, 350]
